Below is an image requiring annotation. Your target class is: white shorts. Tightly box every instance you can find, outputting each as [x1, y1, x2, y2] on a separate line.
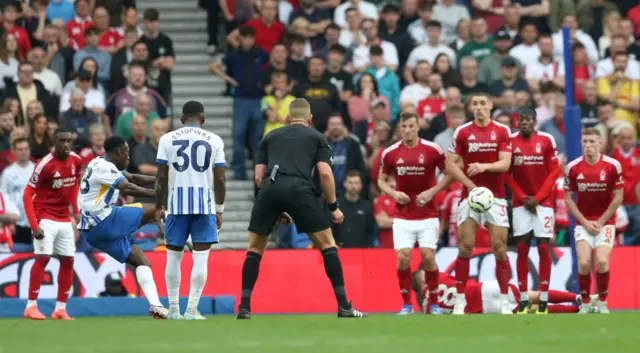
[512, 206, 555, 238]
[33, 219, 76, 257]
[575, 225, 615, 249]
[457, 198, 509, 228]
[392, 218, 439, 250]
[481, 280, 519, 314]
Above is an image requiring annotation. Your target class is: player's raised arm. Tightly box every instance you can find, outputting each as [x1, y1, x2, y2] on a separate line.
[116, 178, 155, 198]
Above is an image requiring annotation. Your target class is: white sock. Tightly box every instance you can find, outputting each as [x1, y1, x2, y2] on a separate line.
[501, 294, 509, 302]
[136, 266, 162, 307]
[26, 300, 37, 308]
[54, 301, 66, 311]
[165, 249, 184, 312]
[186, 250, 210, 314]
[520, 292, 530, 302]
[539, 291, 548, 302]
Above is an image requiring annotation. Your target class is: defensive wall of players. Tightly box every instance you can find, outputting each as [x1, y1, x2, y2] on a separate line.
[0, 247, 639, 317]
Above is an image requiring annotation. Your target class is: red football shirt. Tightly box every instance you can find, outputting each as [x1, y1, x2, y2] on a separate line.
[27, 152, 83, 222]
[79, 147, 104, 167]
[509, 131, 559, 207]
[381, 139, 446, 220]
[564, 155, 624, 225]
[449, 120, 512, 199]
[245, 18, 285, 53]
[99, 28, 123, 49]
[610, 146, 640, 205]
[66, 16, 94, 49]
[554, 177, 570, 228]
[436, 273, 484, 314]
[3, 24, 31, 60]
[416, 96, 445, 120]
[373, 194, 396, 248]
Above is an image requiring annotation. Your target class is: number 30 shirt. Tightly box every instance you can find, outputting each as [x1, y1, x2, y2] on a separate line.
[77, 157, 126, 230]
[156, 126, 226, 215]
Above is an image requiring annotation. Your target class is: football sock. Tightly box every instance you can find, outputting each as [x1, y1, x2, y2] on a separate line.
[578, 273, 591, 304]
[495, 258, 511, 295]
[240, 251, 262, 309]
[165, 249, 184, 312]
[425, 270, 439, 306]
[455, 256, 470, 293]
[516, 242, 530, 293]
[596, 271, 609, 302]
[321, 247, 350, 308]
[186, 250, 209, 314]
[55, 256, 74, 310]
[136, 266, 162, 307]
[397, 268, 413, 306]
[548, 290, 579, 303]
[27, 256, 50, 307]
[538, 243, 552, 300]
[549, 305, 579, 313]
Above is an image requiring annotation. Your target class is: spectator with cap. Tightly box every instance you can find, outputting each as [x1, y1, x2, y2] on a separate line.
[2, 4, 31, 60]
[509, 21, 540, 68]
[378, 4, 415, 80]
[478, 29, 521, 85]
[404, 20, 456, 82]
[73, 26, 111, 85]
[353, 18, 399, 73]
[457, 16, 493, 67]
[334, 0, 378, 29]
[524, 34, 565, 93]
[363, 46, 400, 120]
[551, 14, 599, 64]
[228, 0, 285, 54]
[434, 0, 470, 44]
[209, 25, 268, 180]
[99, 272, 130, 297]
[114, 93, 160, 140]
[2, 61, 56, 118]
[292, 56, 340, 132]
[456, 56, 489, 98]
[489, 57, 530, 105]
[59, 88, 102, 149]
[66, 0, 94, 49]
[288, 0, 332, 52]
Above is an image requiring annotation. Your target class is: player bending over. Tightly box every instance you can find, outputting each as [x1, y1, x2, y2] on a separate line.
[78, 136, 169, 319]
[503, 107, 560, 314]
[155, 101, 226, 320]
[564, 128, 623, 314]
[378, 111, 452, 315]
[411, 266, 580, 314]
[445, 93, 513, 315]
[23, 128, 83, 320]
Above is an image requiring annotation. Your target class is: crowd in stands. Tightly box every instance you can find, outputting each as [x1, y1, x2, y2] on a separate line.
[208, 0, 640, 249]
[0, 0, 175, 253]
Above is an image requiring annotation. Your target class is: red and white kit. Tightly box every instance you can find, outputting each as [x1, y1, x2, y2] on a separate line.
[449, 120, 512, 227]
[381, 139, 445, 250]
[564, 155, 624, 248]
[436, 273, 519, 314]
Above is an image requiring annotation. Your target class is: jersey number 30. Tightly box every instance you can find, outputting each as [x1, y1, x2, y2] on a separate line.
[172, 140, 212, 172]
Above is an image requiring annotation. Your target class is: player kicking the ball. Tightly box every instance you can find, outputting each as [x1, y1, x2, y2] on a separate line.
[155, 101, 226, 320]
[378, 111, 452, 315]
[23, 128, 82, 320]
[78, 136, 170, 319]
[503, 107, 560, 314]
[445, 93, 513, 315]
[564, 128, 623, 314]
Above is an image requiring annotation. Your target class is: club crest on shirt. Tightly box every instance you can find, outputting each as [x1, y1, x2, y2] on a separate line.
[419, 154, 424, 164]
[490, 131, 496, 141]
[600, 171, 606, 181]
[536, 143, 541, 154]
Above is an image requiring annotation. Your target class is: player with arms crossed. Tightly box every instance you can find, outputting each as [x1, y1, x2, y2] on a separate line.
[503, 107, 560, 314]
[564, 128, 623, 314]
[78, 136, 170, 319]
[155, 101, 226, 320]
[445, 93, 513, 315]
[23, 128, 82, 320]
[378, 111, 452, 315]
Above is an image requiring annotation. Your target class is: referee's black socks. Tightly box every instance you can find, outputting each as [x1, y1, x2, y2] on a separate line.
[321, 247, 350, 309]
[240, 251, 262, 310]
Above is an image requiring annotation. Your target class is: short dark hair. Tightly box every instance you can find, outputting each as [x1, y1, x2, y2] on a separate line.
[400, 111, 419, 122]
[329, 44, 346, 55]
[143, 8, 160, 21]
[12, 137, 28, 149]
[419, 1, 433, 12]
[128, 61, 147, 72]
[105, 136, 127, 153]
[182, 101, 204, 119]
[132, 41, 148, 51]
[54, 126, 71, 135]
[538, 33, 552, 41]
[239, 25, 256, 37]
[426, 20, 441, 29]
[598, 99, 614, 108]
[369, 45, 383, 56]
[345, 6, 358, 15]
[345, 170, 362, 181]
[309, 55, 325, 64]
[325, 23, 341, 33]
[612, 49, 629, 59]
[84, 27, 101, 37]
[289, 33, 306, 44]
[125, 26, 139, 35]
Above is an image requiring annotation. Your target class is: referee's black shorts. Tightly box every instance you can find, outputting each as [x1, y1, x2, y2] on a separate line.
[248, 176, 331, 236]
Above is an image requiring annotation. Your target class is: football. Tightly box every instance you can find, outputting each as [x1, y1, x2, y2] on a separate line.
[468, 187, 494, 213]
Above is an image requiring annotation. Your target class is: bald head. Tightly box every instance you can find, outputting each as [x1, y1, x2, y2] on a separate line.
[289, 98, 311, 122]
[445, 87, 462, 107]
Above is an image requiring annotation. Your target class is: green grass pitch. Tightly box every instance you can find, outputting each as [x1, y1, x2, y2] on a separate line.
[2, 312, 640, 353]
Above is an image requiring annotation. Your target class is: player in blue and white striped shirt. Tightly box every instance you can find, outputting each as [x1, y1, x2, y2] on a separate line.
[155, 101, 226, 320]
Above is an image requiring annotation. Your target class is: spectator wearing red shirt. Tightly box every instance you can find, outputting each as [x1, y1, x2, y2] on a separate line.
[92, 6, 123, 55]
[228, 0, 285, 53]
[374, 176, 396, 248]
[416, 73, 446, 122]
[571, 42, 595, 104]
[472, 0, 505, 34]
[2, 4, 32, 60]
[66, 0, 94, 49]
[610, 123, 640, 245]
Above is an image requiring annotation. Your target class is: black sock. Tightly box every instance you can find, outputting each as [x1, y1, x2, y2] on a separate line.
[240, 251, 262, 310]
[321, 247, 350, 308]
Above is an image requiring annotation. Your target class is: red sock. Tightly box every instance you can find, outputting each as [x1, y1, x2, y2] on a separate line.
[495, 258, 511, 295]
[516, 242, 530, 292]
[578, 273, 591, 304]
[57, 256, 74, 304]
[425, 269, 439, 306]
[28, 256, 50, 301]
[455, 257, 469, 293]
[549, 305, 579, 314]
[548, 290, 579, 303]
[537, 243, 551, 293]
[596, 271, 609, 302]
[397, 268, 413, 306]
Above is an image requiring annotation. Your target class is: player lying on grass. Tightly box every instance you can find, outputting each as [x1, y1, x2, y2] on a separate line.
[411, 266, 580, 314]
[78, 136, 169, 319]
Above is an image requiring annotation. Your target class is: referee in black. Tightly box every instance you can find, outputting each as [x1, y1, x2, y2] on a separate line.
[237, 98, 368, 319]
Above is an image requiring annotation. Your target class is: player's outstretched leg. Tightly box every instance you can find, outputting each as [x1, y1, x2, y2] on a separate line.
[453, 219, 477, 315]
[515, 234, 532, 314]
[51, 255, 75, 320]
[24, 255, 50, 320]
[309, 228, 368, 318]
[237, 232, 270, 319]
[126, 245, 168, 319]
[536, 239, 552, 314]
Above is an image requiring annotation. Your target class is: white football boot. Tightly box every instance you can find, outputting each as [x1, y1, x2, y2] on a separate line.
[452, 294, 466, 315]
